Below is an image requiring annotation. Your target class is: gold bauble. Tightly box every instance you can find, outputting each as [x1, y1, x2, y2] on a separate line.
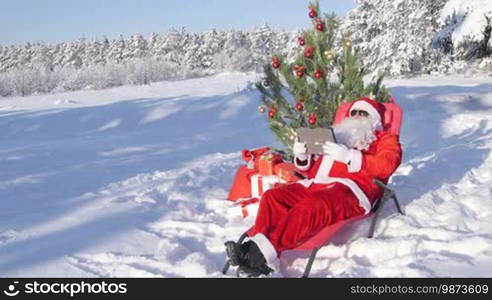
[258, 105, 266, 113]
[345, 40, 352, 47]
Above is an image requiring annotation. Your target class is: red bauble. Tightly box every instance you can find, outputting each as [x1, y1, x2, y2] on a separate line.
[295, 102, 304, 111]
[268, 108, 276, 118]
[308, 114, 317, 125]
[298, 36, 306, 46]
[294, 65, 305, 78]
[309, 9, 317, 18]
[316, 22, 325, 32]
[271, 57, 280, 69]
[314, 69, 324, 79]
[304, 45, 315, 59]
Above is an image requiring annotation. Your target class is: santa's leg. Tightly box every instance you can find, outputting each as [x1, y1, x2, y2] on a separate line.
[247, 183, 312, 237]
[273, 183, 365, 252]
[248, 183, 365, 271]
[240, 183, 311, 272]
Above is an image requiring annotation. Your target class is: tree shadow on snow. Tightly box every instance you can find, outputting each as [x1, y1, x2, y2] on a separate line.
[0, 88, 274, 275]
[0, 208, 162, 275]
[389, 84, 492, 209]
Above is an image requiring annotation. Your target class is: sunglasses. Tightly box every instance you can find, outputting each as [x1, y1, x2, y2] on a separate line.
[350, 110, 369, 117]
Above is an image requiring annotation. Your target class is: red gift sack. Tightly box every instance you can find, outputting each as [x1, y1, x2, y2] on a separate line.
[241, 147, 270, 169]
[227, 147, 270, 201]
[227, 165, 256, 201]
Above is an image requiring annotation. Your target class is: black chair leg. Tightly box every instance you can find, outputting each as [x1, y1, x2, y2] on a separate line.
[368, 211, 379, 238]
[392, 195, 405, 215]
[237, 232, 248, 244]
[222, 260, 231, 274]
[302, 248, 319, 278]
[368, 197, 386, 238]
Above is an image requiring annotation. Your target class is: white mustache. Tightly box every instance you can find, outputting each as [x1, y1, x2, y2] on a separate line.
[333, 117, 377, 151]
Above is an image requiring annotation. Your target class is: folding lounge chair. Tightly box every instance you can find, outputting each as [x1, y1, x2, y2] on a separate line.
[223, 97, 405, 278]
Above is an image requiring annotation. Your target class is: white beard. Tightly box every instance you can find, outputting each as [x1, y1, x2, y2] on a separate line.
[333, 117, 377, 151]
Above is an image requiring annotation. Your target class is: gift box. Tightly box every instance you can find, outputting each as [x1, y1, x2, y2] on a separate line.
[274, 162, 298, 182]
[229, 197, 260, 219]
[251, 174, 284, 198]
[258, 153, 283, 176]
[238, 197, 260, 218]
[232, 173, 287, 219]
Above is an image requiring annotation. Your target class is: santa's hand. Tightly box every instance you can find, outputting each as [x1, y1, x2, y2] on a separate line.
[293, 140, 307, 155]
[322, 141, 350, 163]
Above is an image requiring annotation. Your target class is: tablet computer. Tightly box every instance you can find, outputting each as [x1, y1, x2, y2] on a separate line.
[296, 127, 337, 155]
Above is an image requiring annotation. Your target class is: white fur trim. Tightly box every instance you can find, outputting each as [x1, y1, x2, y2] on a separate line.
[294, 154, 311, 171]
[313, 156, 371, 214]
[297, 179, 314, 188]
[314, 156, 335, 182]
[347, 149, 362, 173]
[248, 233, 280, 271]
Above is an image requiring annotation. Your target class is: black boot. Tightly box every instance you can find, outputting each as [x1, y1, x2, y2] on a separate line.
[224, 241, 247, 266]
[240, 241, 273, 276]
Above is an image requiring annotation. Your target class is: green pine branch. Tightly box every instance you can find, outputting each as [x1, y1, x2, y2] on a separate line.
[256, 0, 391, 151]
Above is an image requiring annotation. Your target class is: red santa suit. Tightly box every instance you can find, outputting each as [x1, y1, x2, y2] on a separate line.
[246, 98, 402, 271]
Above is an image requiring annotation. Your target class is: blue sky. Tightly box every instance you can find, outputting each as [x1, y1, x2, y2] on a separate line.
[1, 0, 356, 45]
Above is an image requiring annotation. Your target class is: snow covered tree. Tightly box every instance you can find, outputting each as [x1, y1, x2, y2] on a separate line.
[342, 0, 448, 77]
[432, 0, 492, 60]
[124, 34, 147, 60]
[0, 46, 17, 72]
[147, 32, 162, 57]
[182, 32, 203, 71]
[157, 28, 188, 66]
[256, 1, 390, 150]
[58, 39, 85, 69]
[31, 43, 55, 71]
[250, 25, 278, 71]
[343, 0, 492, 77]
[107, 35, 126, 64]
[200, 29, 224, 71]
[213, 30, 253, 71]
[84, 38, 108, 66]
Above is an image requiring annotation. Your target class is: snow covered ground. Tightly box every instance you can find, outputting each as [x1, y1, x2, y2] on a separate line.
[1, 72, 492, 277]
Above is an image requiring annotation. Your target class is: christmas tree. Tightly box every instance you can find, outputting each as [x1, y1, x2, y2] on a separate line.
[256, 0, 391, 154]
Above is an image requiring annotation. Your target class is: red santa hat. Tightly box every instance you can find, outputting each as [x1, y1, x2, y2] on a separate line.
[349, 97, 385, 130]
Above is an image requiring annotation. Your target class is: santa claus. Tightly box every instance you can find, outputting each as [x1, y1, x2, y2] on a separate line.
[225, 98, 402, 277]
